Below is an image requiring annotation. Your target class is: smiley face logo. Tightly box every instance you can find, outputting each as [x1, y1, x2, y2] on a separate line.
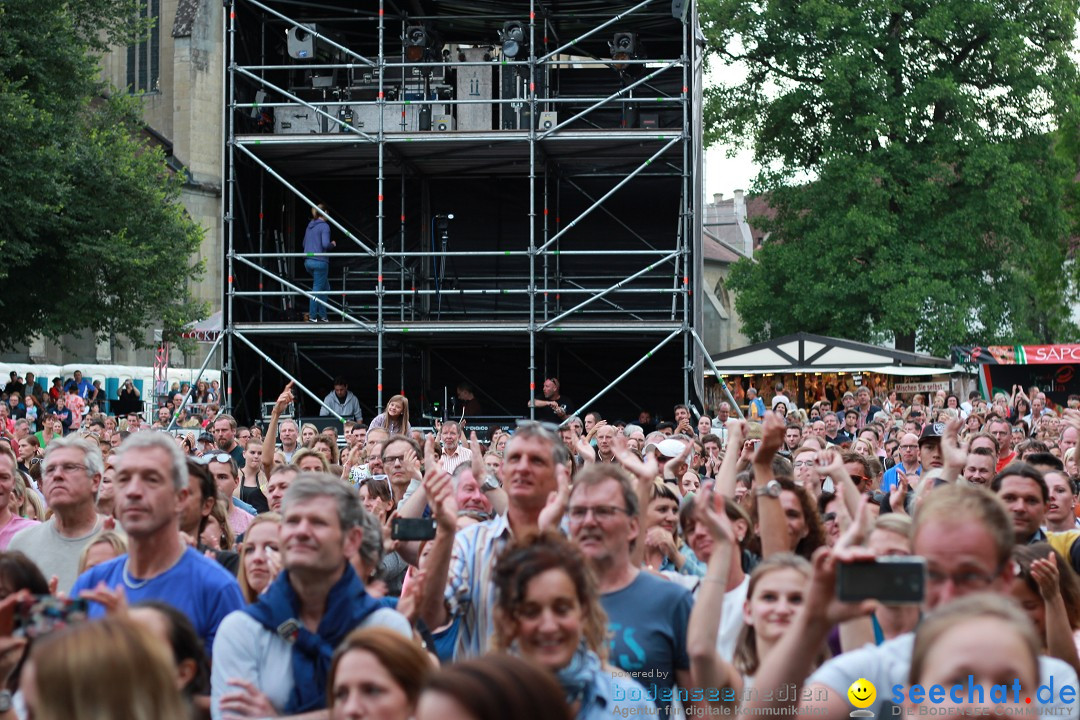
[847, 678, 876, 709]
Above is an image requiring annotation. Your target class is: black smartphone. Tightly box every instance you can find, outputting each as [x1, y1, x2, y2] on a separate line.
[836, 557, 926, 604]
[391, 517, 438, 542]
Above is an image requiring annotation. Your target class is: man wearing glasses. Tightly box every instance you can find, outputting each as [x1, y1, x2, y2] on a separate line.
[568, 463, 696, 719]
[9, 435, 107, 593]
[881, 432, 921, 492]
[741, 484, 1078, 718]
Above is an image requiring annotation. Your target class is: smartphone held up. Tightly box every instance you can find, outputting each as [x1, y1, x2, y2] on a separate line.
[836, 557, 926, 604]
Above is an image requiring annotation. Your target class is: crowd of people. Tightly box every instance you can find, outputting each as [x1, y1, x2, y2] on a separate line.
[0, 370, 1078, 718]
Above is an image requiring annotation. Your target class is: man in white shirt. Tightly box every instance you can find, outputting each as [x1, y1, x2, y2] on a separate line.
[439, 421, 472, 474]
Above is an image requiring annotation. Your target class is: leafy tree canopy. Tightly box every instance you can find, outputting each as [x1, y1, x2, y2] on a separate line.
[701, 0, 1080, 355]
[0, 0, 206, 351]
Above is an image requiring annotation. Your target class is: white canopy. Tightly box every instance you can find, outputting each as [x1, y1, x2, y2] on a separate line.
[707, 332, 955, 376]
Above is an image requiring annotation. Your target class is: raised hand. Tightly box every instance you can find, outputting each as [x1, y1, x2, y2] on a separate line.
[1031, 552, 1062, 602]
[816, 447, 845, 478]
[423, 464, 458, 532]
[538, 463, 571, 531]
[725, 418, 747, 449]
[664, 439, 694, 478]
[78, 581, 128, 616]
[889, 470, 910, 516]
[940, 417, 967, 471]
[273, 382, 294, 414]
[403, 445, 422, 480]
[692, 486, 737, 546]
[754, 410, 785, 463]
[423, 433, 437, 473]
[613, 432, 660, 483]
[575, 435, 596, 464]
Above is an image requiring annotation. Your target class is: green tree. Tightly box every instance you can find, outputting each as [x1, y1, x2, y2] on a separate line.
[0, 0, 206, 350]
[703, 0, 1080, 355]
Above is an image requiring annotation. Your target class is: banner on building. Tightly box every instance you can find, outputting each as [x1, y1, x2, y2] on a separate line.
[954, 345, 1080, 365]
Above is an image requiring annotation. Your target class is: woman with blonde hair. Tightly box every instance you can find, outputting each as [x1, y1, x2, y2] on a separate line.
[300, 422, 319, 448]
[1065, 446, 1077, 477]
[689, 488, 814, 705]
[368, 395, 411, 437]
[22, 616, 189, 720]
[237, 514, 282, 603]
[291, 447, 330, 474]
[78, 530, 128, 574]
[906, 594, 1041, 715]
[11, 474, 43, 523]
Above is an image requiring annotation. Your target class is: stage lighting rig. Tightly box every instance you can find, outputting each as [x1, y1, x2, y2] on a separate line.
[500, 21, 528, 60]
[610, 32, 641, 71]
[404, 24, 440, 63]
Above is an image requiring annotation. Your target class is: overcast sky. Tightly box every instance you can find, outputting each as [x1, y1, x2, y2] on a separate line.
[702, 61, 756, 200]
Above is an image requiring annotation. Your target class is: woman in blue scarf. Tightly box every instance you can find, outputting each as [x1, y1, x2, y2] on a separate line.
[493, 532, 656, 720]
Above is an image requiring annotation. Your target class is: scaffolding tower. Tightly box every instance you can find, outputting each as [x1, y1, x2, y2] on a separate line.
[223, 0, 706, 427]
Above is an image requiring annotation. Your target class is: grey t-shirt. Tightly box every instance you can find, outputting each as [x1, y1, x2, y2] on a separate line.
[809, 632, 1079, 718]
[8, 516, 105, 594]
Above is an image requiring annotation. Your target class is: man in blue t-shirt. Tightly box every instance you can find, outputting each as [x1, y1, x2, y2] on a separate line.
[568, 463, 694, 718]
[71, 432, 243, 650]
[881, 432, 921, 492]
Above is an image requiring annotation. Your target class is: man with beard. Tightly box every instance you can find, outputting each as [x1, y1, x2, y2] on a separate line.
[212, 413, 245, 469]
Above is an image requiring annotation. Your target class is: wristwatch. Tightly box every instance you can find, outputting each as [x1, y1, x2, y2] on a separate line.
[482, 473, 502, 491]
[754, 480, 782, 498]
[0, 689, 13, 712]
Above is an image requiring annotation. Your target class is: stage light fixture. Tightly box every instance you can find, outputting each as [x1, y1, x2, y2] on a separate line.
[434, 213, 455, 232]
[500, 21, 528, 60]
[404, 24, 430, 63]
[610, 32, 639, 70]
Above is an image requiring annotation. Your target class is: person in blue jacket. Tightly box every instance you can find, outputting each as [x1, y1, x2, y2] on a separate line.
[302, 204, 334, 322]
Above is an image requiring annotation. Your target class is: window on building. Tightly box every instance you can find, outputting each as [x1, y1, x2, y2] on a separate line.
[126, 0, 160, 93]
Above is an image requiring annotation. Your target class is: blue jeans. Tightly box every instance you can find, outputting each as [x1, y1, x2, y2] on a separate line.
[304, 259, 329, 319]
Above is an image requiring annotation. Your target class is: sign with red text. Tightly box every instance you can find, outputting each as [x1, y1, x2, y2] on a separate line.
[954, 345, 1080, 365]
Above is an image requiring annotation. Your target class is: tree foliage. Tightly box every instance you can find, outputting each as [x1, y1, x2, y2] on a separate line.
[0, 0, 206, 350]
[701, 0, 1080, 355]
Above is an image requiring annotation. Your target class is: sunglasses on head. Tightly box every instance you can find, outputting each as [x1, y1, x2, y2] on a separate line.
[191, 453, 232, 466]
